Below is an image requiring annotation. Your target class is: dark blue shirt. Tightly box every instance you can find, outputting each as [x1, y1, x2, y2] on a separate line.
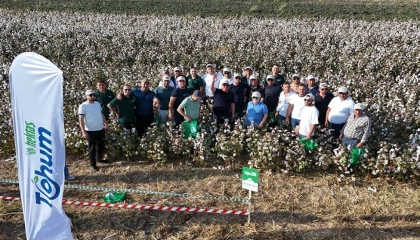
[305, 84, 319, 96]
[213, 89, 234, 117]
[171, 87, 192, 111]
[264, 85, 281, 112]
[131, 88, 156, 116]
[229, 83, 248, 112]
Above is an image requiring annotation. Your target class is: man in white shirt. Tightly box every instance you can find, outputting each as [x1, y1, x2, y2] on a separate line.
[285, 83, 306, 127]
[202, 64, 223, 98]
[275, 82, 297, 126]
[79, 90, 109, 171]
[297, 94, 319, 139]
[325, 86, 355, 138]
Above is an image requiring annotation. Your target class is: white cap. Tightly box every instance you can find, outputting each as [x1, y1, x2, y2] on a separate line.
[162, 76, 170, 81]
[306, 74, 316, 80]
[233, 73, 241, 78]
[221, 79, 230, 85]
[292, 74, 300, 79]
[174, 67, 181, 71]
[206, 64, 214, 68]
[250, 75, 257, 80]
[266, 75, 274, 80]
[177, 76, 186, 81]
[319, 83, 329, 88]
[338, 86, 348, 93]
[85, 90, 95, 95]
[251, 91, 261, 98]
[304, 93, 315, 100]
[222, 67, 231, 73]
[354, 103, 366, 110]
[244, 66, 253, 71]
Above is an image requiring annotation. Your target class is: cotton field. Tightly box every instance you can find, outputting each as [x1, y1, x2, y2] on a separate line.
[0, 10, 419, 176]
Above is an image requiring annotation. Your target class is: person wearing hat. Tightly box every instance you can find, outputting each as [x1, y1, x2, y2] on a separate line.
[290, 74, 301, 93]
[263, 74, 282, 112]
[155, 76, 175, 124]
[296, 94, 319, 139]
[108, 84, 136, 130]
[246, 91, 268, 128]
[325, 86, 355, 138]
[229, 73, 248, 119]
[340, 103, 371, 149]
[315, 83, 334, 125]
[202, 64, 223, 98]
[241, 66, 254, 86]
[218, 67, 233, 88]
[211, 77, 235, 124]
[246, 75, 264, 104]
[177, 90, 202, 122]
[170, 67, 187, 88]
[131, 79, 159, 137]
[285, 83, 307, 127]
[305, 74, 319, 96]
[262, 63, 285, 87]
[79, 89, 109, 171]
[275, 82, 297, 126]
[186, 67, 204, 93]
[169, 76, 193, 125]
[95, 80, 115, 121]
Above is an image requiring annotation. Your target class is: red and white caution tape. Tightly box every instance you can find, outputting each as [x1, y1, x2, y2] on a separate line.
[0, 196, 250, 216]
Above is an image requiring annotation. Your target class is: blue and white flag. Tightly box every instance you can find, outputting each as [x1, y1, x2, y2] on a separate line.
[9, 52, 73, 239]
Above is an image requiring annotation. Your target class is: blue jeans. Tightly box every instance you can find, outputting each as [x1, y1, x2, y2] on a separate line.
[291, 118, 300, 127]
[328, 122, 346, 138]
[342, 136, 359, 151]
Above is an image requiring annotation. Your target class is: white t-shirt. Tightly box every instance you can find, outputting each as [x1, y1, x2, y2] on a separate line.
[299, 106, 319, 136]
[289, 94, 306, 120]
[78, 101, 104, 131]
[328, 96, 355, 124]
[276, 91, 297, 117]
[203, 72, 223, 97]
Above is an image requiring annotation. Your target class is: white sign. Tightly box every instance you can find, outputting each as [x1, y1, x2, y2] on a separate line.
[9, 52, 73, 240]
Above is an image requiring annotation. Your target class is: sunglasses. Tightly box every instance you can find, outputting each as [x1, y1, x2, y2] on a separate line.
[267, 79, 273, 81]
[88, 94, 96, 97]
[222, 84, 229, 86]
[124, 89, 131, 91]
[175, 70, 181, 72]
[293, 78, 300, 80]
[224, 72, 230, 74]
[304, 99, 312, 101]
[252, 97, 259, 99]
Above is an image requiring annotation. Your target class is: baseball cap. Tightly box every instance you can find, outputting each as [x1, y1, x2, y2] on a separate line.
[177, 76, 186, 81]
[266, 75, 274, 80]
[192, 90, 201, 98]
[244, 66, 253, 71]
[250, 75, 257, 80]
[233, 73, 241, 78]
[206, 64, 214, 68]
[222, 67, 231, 73]
[174, 67, 181, 72]
[306, 74, 316, 80]
[85, 90, 95, 95]
[304, 93, 315, 100]
[162, 76, 170, 81]
[251, 91, 261, 99]
[292, 74, 300, 79]
[338, 87, 348, 93]
[319, 83, 329, 88]
[221, 79, 230, 85]
[354, 103, 366, 110]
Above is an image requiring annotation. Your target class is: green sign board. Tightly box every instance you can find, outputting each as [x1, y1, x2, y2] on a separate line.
[242, 167, 259, 192]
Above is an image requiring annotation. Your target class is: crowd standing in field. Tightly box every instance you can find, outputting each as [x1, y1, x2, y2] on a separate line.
[76, 63, 371, 173]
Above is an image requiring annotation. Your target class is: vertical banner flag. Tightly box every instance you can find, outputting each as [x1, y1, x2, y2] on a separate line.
[9, 52, 73, 240]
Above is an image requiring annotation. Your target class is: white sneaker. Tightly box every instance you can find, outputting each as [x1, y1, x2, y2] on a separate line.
[66, 175, 75, 180]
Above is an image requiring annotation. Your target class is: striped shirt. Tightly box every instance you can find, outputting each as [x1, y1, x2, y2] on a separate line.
[342, 114, 371, 143]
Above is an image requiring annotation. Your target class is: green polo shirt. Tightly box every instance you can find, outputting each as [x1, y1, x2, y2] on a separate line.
[179, 96, 200, 120]
[95, 89, 115, 119]
[108, 95, 135, 123]
[154, 86, 174, 110]
[187, 76, 204, 91]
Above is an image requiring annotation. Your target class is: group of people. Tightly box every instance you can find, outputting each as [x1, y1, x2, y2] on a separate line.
[76, 63, 371, 173]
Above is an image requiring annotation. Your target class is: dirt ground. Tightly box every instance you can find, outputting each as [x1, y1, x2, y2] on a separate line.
[1, 156, 420, 240]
